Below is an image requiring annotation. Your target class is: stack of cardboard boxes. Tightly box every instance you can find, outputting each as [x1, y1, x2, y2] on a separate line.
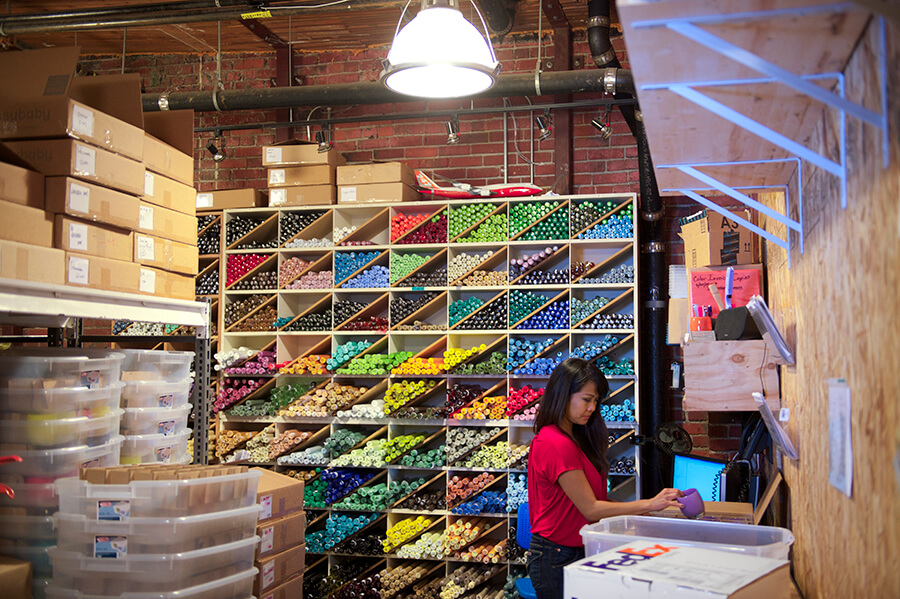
[253, 468, 307, 599]
[0, 47, 197, 300]
[263, 142, 345, 207]
[337, 161, 421, 204]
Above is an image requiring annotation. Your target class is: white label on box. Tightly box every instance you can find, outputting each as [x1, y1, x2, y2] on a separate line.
[139, 205, 154, 230]
[265, 147, 282, 164]
[75, 144, 96, 176]
[72, 105, 95, 137]
[262, 560, 276, 590]
[269, 188, 286, 206]
[259, 494, 272, 520]
[144, 172, 155, 196]
[97, 500, 130, 521]
[137, 236, 155, 260]
[139, 268, 156, 293]
[196, 193, 213, 208]
[261, 525, 274, 553]
[341, 187, 357, 203]
[94, 535, 127, 559]
[68, 182, 91, 214]
[68, 222, 88, 251]
[155, 445, 173, 463]
[269, 169, 286, 185]
[68, 256, 89, 285]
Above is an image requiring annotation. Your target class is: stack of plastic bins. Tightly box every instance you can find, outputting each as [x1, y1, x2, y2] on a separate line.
[47, 469, 262, 599]
[0, 349, 126, 598]
[118, 350, 194, 466]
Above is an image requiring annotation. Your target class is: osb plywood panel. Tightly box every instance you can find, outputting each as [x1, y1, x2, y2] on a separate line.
[760, 21, 900, 598]
[656, 160, 798, 194]
[683, 340, 781, 411]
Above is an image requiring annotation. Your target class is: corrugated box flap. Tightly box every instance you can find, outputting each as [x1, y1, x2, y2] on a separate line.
[70, 73, 144, 130]
[144, 111, 194, 155]
[0, 46, 78, 103]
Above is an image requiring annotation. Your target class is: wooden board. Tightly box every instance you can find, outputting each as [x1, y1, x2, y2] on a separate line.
[682, 339, 780, 411]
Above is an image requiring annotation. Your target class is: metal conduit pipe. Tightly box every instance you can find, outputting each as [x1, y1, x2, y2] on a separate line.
[473, 0, 518, 37]
[0, 0, 249, 24]
[586, 0, 667, 499]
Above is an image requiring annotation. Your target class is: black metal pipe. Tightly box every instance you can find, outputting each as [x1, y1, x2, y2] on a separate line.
[474, 0, 517, 36]
[0, 0, 249, 24]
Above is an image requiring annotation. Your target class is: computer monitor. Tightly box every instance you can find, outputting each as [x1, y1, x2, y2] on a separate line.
[671, 453, 730, 502]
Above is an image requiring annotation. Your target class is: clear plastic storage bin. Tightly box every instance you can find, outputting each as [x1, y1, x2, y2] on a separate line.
[120, 431, 191, 465]
[0, 383, 124, 417]
[45, 567, 257, 599]
[0, 436, 123, 482]
[49, 536, 259, 595]
[0, 544, 54, 577]
[55, 505, 260, 554]
[120, 404, 192, 437]
[0, 514, 56, 544]
[119, 350, 194, 383]
[121, 379, 191, 410]
[56, 470, 261, 518]
[1, 482, 60, 515]
[581, 515, 794, 559]
[0, 409, 122, 450]
[0, 349, 123, 389]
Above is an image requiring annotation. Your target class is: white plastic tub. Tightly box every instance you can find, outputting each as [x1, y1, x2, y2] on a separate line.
[0, 383, 123, 418]
[45, 567, 257, 599]
[0, 436, 123, 482]
[49, 536, 259, 595]
[55, 505, 261, 554]
[120, 379, 192, 410]
[0, 409, 122, 450]
[0, 349, 123, 389]
[55, 470, 261, 519]
[120, 404, 191, 436]
[0, 514, 56, 543]
[120, 431, 191, 465]
[0, 544, 54, 577]
[581, 515, 794, 559]
[119, 350, 194, 383]
[0, 482, 60, 515]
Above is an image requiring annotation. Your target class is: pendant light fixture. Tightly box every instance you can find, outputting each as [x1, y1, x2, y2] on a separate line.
[381, 0, 501, 98]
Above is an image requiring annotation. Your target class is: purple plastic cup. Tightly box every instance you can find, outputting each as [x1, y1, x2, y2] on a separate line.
[680, 488, 705, 519]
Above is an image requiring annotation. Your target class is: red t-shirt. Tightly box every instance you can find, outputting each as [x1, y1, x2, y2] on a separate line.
[527, 424, 608, 547]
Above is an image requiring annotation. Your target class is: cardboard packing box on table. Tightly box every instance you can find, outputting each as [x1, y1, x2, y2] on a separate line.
[0, 198, 54, 247]
[45, 176, 140, 231]
[0, 239, 65, 285]
[256, 510, 306, 559]
[134, 233, 199, 275]
[336, 161, 415, 186]
[0, 149, 44, 209]
[138, 266, 195, 301]
[143, 111, 195, 187]
[54, 215, 134, 262]
[262, 141, 345, 167]
[65, 252, 141, 293]
[143, 170, 197, 216]
[258, 574, 302, 599]
[196, 188, 267, 211]
[0, 555, 32, 599]
[253, 468, 304, 523]
[338, 181, 421, 204]
[254, 543, 306, 598]
[268, 164, 337, 187]
[268, 184, 335, 206]
[138, 201, 198, 246]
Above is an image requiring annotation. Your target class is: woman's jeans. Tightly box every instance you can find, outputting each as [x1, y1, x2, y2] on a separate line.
[526, 533, 585, 599]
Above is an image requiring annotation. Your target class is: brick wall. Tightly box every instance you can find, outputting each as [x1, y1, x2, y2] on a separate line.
[79, 31, 747, 459]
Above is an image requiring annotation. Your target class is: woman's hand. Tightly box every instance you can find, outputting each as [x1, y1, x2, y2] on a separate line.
[644, 488, 685, 512]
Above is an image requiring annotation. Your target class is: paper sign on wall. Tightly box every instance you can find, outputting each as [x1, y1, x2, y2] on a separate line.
[687, 264, 763, 317]
[828, 378, 853, 497]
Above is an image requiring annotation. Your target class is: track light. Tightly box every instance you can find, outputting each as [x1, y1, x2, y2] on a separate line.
[536, 110, 552, 141]
[206, 131, 226, 162]
[446, 118, 460, 145]
[316, 126, 333, 153]
[591, 116, 613, 140]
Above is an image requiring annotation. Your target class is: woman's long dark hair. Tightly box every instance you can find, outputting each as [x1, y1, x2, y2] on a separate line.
[533, 358, 610, 477]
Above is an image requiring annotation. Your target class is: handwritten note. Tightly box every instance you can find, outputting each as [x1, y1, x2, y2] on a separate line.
[688, 265, 762, 317]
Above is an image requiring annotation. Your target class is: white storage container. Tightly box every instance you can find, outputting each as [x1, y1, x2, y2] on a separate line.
[0, 544, 54, 577]
[1, 482, 60, 515]
[0, 514, 56, 543]
[0, 436, 123, 482]
[120, 431, 191, 465]
[55, 505, 260, 554]
[120, 379, 191, 410]
[45, 567, 257, 599]
[0, 383, 123, 418]
[56, 470, 261, 519]
[581, 515, 794, 559]
[119, 350, 194, 383]
[49, 536, 259, 595]
[0, 349, 123, 389]
[0, 409, 122, 450]
[120, 404, 191, 437]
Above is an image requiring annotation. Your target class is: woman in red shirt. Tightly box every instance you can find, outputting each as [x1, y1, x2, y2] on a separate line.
[526, 358, 684, 599]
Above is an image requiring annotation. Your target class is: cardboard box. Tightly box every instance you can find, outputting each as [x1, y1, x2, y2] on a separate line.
[142, 110, 195, 186]
[55, 215, 134, 261]
[138, 201, 198, 246]
[254, 543, 306, 597]
[0, 47, 145, 162]
[649, 501, 755, 525]
[268, 184, 335, 207]
[3, 138, 145, 196]
[259, 574, 302, 599]
[337, 162, 415, 186]
[45, 177, 140, 231]
[0, 198, 54, 247]
[262, 142, 345, 167]
[134, 234, 199, 275]
[564, 541, 790, 599]
[196, 188, 266, 211]
[268, 165, 336, 188]
[667, 297, 690, 346]
[143, 171, 197, 216]
[144, 133, 193, 187]
[65, 252, 141, 294]
[253, 468, 304, 523]
[0, 239, 65, 285]
[0, 555, 32, 599]
[338, 182, 421, 204]
[0, 152, 44, 208]
[257, 510, 306, 559]
[138, 266, 195, 301]
[679, 209, 756, 268]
